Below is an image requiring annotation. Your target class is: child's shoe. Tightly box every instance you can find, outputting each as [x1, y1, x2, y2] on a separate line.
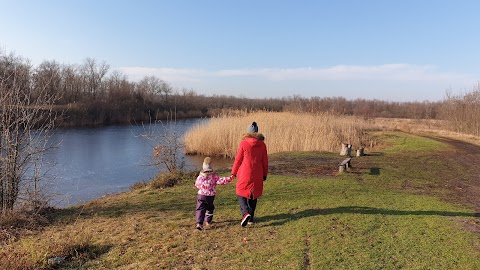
[196, 223, 203, 230]
[241, 213, 251, 227]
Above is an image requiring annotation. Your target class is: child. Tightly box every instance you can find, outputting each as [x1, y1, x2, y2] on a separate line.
[195, 157, 234, 230]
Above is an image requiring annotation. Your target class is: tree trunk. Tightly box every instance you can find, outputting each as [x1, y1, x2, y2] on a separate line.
[340, 143, 352, 156]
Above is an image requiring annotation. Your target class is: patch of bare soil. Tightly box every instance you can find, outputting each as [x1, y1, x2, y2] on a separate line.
[268, 155, 340, 177]
[424, 136, 480, 233]
[427, 137, 480, 210]
[268, 152, 376, 178]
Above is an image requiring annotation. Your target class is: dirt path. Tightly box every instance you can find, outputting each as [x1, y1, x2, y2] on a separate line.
[427, 136, 480, 212]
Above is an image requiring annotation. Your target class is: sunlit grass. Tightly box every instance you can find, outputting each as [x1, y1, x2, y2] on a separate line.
[12, 172, 477, 269]
[2, 131, 480, 269]
[380, 132, 450, 152]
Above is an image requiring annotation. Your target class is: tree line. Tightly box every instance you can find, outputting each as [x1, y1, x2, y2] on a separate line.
[440, 84, 480, 136]
[0, 50, 461, 128]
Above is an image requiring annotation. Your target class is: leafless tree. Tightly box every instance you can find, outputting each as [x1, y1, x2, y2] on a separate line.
[60, 63, 81, 104]
[0, 51, 60, 214]
[160, 80, 172, 102]
[137, 75, 163, 99]
[34, 60, 62, 101]
[80, 57, 109, 101]
[440, 83, 480, 135]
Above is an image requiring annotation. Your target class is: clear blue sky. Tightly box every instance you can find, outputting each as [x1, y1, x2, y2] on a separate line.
[1, 0, 479, 101]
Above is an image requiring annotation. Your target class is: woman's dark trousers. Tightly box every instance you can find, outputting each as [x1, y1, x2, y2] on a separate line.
[237, 195, 258, 221]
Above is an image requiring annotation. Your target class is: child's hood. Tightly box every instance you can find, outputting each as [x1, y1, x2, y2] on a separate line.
[199, 171, 214, 177]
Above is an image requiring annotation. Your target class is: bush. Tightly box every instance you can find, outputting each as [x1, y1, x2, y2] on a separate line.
[130, 180, 149, 191]
[0, 209, 50, 244]
[150, 171, 197, 189]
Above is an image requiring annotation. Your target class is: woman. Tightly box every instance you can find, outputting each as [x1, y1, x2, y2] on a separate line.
[231, 122, 268, 227]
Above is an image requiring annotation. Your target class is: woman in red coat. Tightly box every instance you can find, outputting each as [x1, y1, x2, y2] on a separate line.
[231, 122, 268, 227]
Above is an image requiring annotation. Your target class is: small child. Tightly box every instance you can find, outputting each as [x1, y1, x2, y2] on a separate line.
[194, 157, 234, 230]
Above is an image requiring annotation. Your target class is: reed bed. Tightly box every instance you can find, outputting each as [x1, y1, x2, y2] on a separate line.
[183, 111, 375, 158]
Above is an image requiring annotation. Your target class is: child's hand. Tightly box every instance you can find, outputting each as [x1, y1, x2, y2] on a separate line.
[231, 174, 236, 180]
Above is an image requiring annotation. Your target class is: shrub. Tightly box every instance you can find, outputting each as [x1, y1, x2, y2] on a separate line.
[150, 171, 197, 189]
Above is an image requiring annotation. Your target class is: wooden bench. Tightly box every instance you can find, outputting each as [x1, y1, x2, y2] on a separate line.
[338, 158, 352, 173]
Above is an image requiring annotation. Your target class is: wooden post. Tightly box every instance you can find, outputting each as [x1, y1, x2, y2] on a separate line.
[338, 158, 352, 173]
[356, 147, 364, 157]
[340, 143, 347, 156]
[340, 143, 352, 156]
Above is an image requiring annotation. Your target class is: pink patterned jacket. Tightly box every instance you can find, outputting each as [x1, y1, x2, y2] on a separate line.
[195, 172, 233, 196]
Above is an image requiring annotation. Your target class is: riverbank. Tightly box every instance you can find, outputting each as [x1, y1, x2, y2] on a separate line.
[2, 131, 480, 269]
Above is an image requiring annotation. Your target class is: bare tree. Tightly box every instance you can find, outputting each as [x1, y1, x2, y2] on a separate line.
[0, 51, 60, 214]
[34, 60, 62, 101]
[160, 80, 173, 102]
[439, 85, 480, 135]
[80, 57, 109, 101]
[60, 63, 81, 104]
[137, 76, 163, 98]
[151, 120, 186, 174]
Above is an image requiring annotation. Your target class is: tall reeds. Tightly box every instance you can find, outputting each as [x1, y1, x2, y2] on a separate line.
[183, 111, 375, 158]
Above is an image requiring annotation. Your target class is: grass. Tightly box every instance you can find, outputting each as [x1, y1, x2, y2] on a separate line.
[2, 131, 480, 269]
[380, 132, 449, 152]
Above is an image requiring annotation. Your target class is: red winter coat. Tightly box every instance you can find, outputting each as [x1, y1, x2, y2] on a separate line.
[231, 133, 268, 199]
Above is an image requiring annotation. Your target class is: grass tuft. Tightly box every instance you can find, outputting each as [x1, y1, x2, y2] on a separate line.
[150, 171, 197, 189]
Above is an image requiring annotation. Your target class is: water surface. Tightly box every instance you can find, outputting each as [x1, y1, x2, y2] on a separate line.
[45, 119, 233, 207]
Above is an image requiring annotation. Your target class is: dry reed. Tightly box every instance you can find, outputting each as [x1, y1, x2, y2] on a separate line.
[183, 111, 375, 157]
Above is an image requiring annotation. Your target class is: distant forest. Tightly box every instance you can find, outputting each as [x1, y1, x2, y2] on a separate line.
[1, 51, 479, 135]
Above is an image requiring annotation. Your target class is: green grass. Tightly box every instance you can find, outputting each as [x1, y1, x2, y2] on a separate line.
[2, 131, 480, 269]
[381, 132, 450, 152]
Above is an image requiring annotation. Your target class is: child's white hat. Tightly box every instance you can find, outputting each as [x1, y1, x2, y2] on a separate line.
[202, 157, 213, 172]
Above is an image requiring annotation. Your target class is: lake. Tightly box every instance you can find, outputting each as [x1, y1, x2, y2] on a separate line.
[44, 118, 233, 207]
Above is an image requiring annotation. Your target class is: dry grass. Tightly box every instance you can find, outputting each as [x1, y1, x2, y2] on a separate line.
[371, 118, 480, 147]
[0, 209, 97, 270]
[183, 111, 376, 158]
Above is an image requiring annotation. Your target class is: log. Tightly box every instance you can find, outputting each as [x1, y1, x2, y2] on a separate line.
[338, 157, 352, 173]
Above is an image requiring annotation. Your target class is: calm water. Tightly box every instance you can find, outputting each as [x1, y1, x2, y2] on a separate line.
[45, 119, 233, 207]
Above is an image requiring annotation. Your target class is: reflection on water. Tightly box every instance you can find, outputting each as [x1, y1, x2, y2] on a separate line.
[45, 119, 233, 207]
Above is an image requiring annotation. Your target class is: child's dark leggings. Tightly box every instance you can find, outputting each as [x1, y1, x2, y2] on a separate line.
[237, 195, 257, 221]
[196, 194, 215, 224]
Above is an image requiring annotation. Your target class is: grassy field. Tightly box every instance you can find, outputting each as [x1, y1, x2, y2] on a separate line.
[2, 131, 480, 269]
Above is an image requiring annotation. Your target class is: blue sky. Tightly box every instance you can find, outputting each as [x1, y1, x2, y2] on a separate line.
[1, 1, 479, 101]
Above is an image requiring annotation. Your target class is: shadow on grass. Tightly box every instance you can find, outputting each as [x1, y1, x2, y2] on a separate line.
[62, 244, 113, 268]
[47, 198, 195, 224]
[364, 152, 384, 157]
[258, 206, 478, 227]
[370, 167, 381, 175]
